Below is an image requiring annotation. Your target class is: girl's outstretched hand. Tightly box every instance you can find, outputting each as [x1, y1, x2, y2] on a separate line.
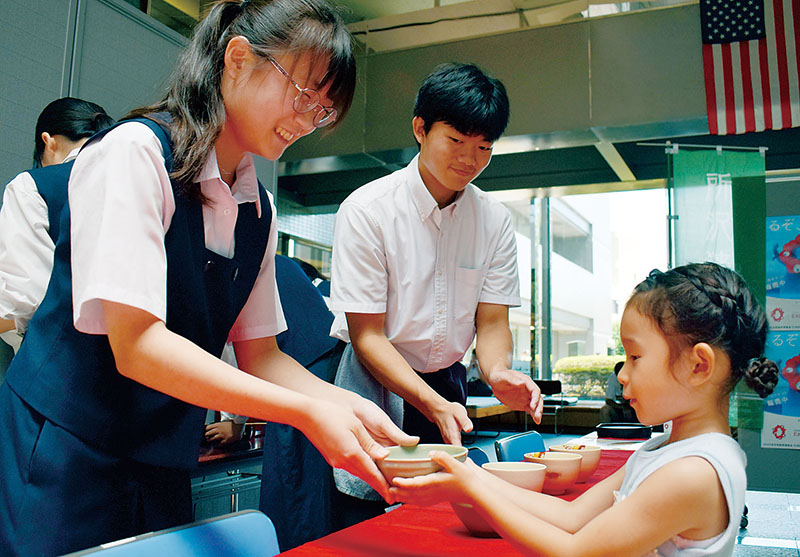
[389, 450, 481, 506]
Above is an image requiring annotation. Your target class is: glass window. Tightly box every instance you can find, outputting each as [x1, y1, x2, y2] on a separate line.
[277, 232, 332, 279]
[551, 199, 593, 273]
[123, 0, 215, 39]
[533, 188, 669, 399]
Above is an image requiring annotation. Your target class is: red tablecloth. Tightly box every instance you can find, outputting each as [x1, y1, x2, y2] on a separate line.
[280, 449, 632, 556]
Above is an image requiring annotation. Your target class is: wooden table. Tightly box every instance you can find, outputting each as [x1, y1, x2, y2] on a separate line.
[465, 395, 512, 419]
[279, 450, 632, 556]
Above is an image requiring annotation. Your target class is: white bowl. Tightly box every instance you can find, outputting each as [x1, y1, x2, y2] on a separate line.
[524, 451, 582, 495]
[451, 461, 547, 536]
[548, 444, 602, 483]
[482, 461, 546, 492]
[376, 444, 467, 482]
[450, 503, 498, 537]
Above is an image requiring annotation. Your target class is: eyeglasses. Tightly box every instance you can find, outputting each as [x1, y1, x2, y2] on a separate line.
[266, 55, 337, 128]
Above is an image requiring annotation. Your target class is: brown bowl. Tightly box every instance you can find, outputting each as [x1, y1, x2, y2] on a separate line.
[523, 451, 581, 494]
[548, 444, 601, 483]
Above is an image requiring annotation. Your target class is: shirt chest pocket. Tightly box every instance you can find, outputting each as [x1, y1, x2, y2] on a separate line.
[453, 266, 485, 323]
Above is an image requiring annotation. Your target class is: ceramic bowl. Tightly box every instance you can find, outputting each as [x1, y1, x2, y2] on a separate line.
[481, 461, 547, 492]
[376, 444, 468, 482]
[548, 444, 602, 483]
[451, 461, 547, 537]
[523, 451, 582, 495]
[450, 503, 498, 537]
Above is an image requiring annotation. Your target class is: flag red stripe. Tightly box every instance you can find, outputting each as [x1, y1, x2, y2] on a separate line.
[703, 43, 719, 135]
[758, 37, 774, 130]
[700, 0, 798, 134]
[720, 43, 737, 134]
[772, 0, 792, 128]
[739, 42, 756, 132]
[794, 0, 800, 104]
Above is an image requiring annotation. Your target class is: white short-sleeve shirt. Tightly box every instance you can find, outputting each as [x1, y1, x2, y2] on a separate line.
[330, 154, 520, 372]
[69, 121, 286, 341]
[0, 148, 81, 335]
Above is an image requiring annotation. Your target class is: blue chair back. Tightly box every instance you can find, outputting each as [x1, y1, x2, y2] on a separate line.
[467, 446, 490, 466]
[494, 430, 546, 462]
[65, 510, 279, 557]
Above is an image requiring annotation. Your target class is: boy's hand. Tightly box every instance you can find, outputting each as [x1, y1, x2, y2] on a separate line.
[429, 400, 473, 445]
[485, 369, 543, 423]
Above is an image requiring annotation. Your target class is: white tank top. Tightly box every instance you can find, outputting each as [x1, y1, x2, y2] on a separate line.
[614, 432, 746, 556]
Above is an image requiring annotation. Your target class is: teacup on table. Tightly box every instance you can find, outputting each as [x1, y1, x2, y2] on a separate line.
[482, 461, 546, 492]
[524, 451, 582, 495]
[548, 444, 602, 483]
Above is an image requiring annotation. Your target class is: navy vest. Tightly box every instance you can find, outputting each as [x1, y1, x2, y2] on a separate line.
[6, 117, 272, 469]
[274, 254, 338, 368]
[27, 161, 74, 244]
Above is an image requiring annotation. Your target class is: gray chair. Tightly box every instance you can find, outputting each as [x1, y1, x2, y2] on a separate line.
[65, 510, 280, 557]
[494, 430, 546, 462]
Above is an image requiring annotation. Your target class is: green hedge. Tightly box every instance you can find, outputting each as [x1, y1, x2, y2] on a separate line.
[552, 355, 625, 399]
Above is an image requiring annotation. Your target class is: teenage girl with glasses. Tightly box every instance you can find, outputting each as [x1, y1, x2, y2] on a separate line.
[0, 1, 415, 555]
[392, 262, 779, 557]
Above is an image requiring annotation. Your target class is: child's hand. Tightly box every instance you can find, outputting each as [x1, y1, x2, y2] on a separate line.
[204, 420, 245, 445]
[389, 450, 481, 506]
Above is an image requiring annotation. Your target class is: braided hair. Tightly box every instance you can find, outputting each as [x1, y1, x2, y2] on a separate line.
[627, 262, 778, 398]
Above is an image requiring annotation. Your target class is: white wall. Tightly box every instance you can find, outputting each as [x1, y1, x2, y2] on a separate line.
[550, 194, 614, 358]
[0, 0, 73, 184]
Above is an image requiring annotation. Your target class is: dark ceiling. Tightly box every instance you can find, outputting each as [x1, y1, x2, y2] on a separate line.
[276, 126, 800, 210]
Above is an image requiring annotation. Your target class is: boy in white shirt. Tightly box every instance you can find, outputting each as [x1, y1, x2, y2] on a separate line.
[330, 63, 544, 525]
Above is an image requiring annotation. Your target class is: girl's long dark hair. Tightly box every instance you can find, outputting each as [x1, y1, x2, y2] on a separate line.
[33, 97, 114, 168]
[126, 0, 356, 200]
[628, 262, 779, 398]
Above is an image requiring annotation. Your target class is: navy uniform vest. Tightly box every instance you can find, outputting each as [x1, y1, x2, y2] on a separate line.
[27, 161, 74, 244]
[6, 117, 271, 469]
[274, 254, 338, 369]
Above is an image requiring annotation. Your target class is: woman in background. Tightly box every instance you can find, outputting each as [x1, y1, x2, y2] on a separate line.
[0, 97, 114, 353]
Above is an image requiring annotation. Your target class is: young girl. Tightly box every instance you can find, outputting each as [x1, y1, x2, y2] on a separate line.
[0, 1, 415, 555]
[392, 262, 779, 556]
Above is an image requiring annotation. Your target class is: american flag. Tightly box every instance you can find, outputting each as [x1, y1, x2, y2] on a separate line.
[700, 0, 800, 135]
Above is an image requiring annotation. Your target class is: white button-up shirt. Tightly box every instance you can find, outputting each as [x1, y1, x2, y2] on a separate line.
[0, 147, 82, 337]
[330, 154, 520, 372]
[68, 121, 285, 340]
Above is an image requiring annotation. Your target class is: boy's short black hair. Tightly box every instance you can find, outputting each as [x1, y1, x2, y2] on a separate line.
[413, 63, 510, 143]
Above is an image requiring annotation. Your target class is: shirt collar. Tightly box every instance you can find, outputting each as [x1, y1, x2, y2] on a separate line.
[63, 147, 82, 163]
[197, 149, 262, 217]
[405, 154, 469, 222]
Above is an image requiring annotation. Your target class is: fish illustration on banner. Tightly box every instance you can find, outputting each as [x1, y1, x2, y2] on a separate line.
[763, 216, 800, 448]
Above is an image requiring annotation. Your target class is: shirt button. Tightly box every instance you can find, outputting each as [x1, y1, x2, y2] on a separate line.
[224, 209, 231, 215]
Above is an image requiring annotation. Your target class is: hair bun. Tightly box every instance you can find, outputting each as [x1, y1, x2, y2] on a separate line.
[744, 357, 779, 398]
